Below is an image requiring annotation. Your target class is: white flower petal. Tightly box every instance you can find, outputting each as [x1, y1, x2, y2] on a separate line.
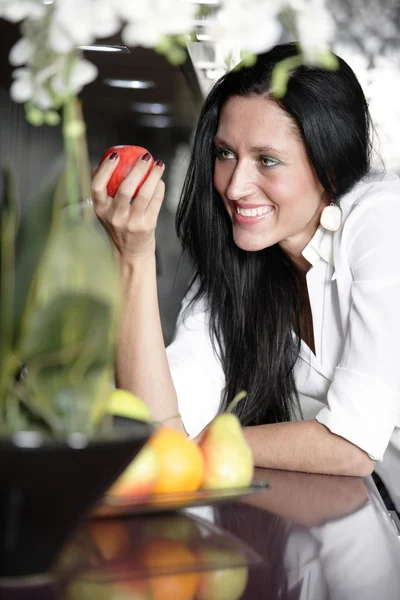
[121, 23, 164, 48]
[66, 59, 98, 94]
[50, 73, 68, 97]
[11, 67, 30, 80]
[1, 0, 45, 22]
[10, 74, 33, 103]
[91, 0, 121, 38]
[120, 0, 197, 46]
[33, 86, 53, 110]
[207, 1, 283, 59]
[47, 22, 77, 53]
[9, 37, 34, 67]
[296, 5, 335, 64]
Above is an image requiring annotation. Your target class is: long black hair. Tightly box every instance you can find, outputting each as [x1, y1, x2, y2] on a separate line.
[176, 42, 373, 425]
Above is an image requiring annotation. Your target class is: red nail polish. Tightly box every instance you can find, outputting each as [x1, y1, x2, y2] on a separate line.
[155, 159, 164, 167]
[109, 152, 118, 161]
[141, 152, 151, 162]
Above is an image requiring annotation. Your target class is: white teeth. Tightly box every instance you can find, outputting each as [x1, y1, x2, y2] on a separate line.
[236, 206, 273, 217]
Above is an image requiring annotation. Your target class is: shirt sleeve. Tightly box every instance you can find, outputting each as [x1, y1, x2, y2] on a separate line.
[316, 187, 400, 460]
[166, 285, 225, 438]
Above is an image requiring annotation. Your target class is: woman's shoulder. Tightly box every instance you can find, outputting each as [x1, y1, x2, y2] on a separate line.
[341, 170, 400, 222]
[336, 170, 400, 265]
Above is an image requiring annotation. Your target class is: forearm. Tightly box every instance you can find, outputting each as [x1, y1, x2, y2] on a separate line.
[244, 468, 368, 526]
[115, 254, 183, 431]
[243, 419, 376, 477]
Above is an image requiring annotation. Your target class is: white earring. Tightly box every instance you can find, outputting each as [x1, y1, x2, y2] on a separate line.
[320, 202, 342, 232]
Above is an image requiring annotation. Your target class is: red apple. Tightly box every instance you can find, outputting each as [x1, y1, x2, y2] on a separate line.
[99, 145, 154, 199]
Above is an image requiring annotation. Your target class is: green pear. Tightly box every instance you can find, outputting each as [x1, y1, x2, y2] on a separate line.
[199, 393, 254, 489]
[66, 579, 151, 600]
[196, 564, 249, 600]
[141, 513, 201, 544]
[195, 542, 249, 600]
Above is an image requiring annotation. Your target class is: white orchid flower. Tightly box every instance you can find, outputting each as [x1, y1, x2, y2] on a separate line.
[51, 58, 98, 96]
[9, 37, 34, 66]
[295, 1, 335, 64]
[120, 0, 197, 48]
[286, 0, 335, 64]
[48, 0, 121, 53]
[10, 66, 53, 109]
[31, 85, 53, 110]
[0, 0, 45, 22]
[10, 67, 33, 103]
[207, 0, 283, 58]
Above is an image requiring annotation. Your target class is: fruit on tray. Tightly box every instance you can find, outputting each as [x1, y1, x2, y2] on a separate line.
[199, 393, 254, 490]
[107, 388, 152, 423]
[105, 391, 254, 497]
[149, 427, 204, 494]
[108, 444, 159, 497]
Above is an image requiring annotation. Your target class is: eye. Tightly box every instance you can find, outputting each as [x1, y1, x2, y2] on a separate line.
[215, 147, 235, 160]
[259, 156, 279, 168]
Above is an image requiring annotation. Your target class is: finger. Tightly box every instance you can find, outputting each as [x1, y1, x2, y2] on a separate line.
[131, 159, 165, 214]
[91, 166, 99, 179]
[144, 178, 165, 223]
[113, 152, 154, 209]
[91, 152, 119, 207]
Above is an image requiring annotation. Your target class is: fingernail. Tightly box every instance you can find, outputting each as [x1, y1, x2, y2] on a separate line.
[141, 152, 151, 162]
[109, 152, 118, 161]
[155, 159, 164, 167]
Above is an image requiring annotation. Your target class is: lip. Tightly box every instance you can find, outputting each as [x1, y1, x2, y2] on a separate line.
[233, 204, 275, 226]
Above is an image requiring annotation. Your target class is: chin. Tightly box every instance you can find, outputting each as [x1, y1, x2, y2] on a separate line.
[233, 233, 272, 252]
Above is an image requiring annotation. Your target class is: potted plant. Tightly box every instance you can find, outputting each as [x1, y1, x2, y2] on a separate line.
[0, 26, 153, 591]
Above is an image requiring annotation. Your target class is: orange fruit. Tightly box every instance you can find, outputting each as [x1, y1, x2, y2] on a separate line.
[149, 427, 204, 494]
[142, 538, 199, 600]
[86, 520, 131, 562]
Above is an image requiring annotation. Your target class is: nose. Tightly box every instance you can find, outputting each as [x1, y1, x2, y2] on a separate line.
[226, 160, 255, 202]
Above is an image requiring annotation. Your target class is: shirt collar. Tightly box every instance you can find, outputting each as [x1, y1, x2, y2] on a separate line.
[301, 225, 334, 268]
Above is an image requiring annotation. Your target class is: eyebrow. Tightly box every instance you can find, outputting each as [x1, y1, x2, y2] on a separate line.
[214, 137, 289, 158]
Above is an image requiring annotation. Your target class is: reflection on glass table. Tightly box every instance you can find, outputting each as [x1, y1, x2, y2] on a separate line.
[2, 468, 399, 600]
[57, 511, 261, 600]
[213, 468, 400, 600]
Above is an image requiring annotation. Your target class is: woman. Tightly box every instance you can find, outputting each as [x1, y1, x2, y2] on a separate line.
[91, 43, 400, 491]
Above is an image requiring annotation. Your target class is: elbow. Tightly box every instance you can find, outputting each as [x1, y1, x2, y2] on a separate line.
[344, 449, 376, 478]
[355, 455, 376, 478]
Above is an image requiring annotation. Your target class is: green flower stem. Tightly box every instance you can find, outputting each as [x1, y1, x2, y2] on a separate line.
[62, 96, 80, 218]
[0, 175, 17, 409]
[226, 391, 248, 414]
[270, 55, 303, 98]
[62, 96, 92, 220]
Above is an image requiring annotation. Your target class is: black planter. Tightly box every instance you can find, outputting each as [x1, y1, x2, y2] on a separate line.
[0, 575, 59, 599]
[0, 421, 152, 578]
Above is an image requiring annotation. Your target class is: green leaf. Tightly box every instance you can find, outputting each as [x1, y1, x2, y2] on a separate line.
[13, 155, 65, 344]
[17, 214, 121, 434]
[22, 293, 112, 362]
[30, 213, 120, 312]
[20, 292, 114, 434]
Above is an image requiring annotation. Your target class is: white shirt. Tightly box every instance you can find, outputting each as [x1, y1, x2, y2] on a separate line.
[166, 171, 400, 466]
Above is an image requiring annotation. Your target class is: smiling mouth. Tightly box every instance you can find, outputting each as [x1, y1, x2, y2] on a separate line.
[235, 205, 274, 217]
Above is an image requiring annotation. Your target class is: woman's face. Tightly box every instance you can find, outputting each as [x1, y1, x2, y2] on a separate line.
[213, 95, 329, 260]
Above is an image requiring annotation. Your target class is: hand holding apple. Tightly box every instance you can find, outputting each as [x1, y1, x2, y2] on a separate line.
[99, 145, 155, 200]
[91, 145, 165, 263]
